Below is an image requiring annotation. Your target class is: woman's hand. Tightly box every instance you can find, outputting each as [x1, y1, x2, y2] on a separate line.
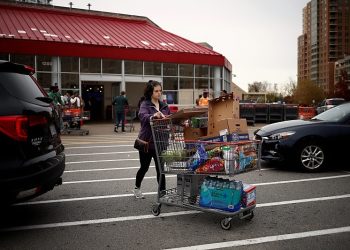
[153, 111, 165, 119]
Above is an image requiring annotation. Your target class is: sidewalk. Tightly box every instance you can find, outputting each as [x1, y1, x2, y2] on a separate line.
[81, 121, 140, 135]
[80, 121, 263, 136]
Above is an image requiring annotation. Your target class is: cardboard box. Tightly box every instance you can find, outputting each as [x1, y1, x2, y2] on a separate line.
[167, 107, 208, 121]
[208, 94, 240, 130]
[177, 174, 206, 197]
[242, 183, 256, 207]
[208, 118, 248, 137]
[184, 127, 207, 140]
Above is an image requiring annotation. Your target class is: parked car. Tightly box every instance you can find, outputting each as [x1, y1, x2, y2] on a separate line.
[0, 61, 65, 205]
[254, 102, 350, 172]
[316, 98, 345, 114]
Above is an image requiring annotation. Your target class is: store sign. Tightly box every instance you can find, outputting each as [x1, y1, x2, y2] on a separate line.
[42, 61, 52, 66]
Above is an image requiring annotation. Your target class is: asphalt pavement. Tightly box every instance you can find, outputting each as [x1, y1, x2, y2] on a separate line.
[0, 122, 349, 250]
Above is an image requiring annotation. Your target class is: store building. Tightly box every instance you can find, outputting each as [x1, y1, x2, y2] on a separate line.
[0, 2, 232, 120]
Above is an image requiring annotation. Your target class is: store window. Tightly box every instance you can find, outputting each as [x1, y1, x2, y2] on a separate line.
[103, 59, 122, 74]
[163, 91, 178, 104]
[10, 54, 35, 68]
[178, 90, 194, 105]
[195, 78, 209, 89]
[144, 62, 161, 75]
[179, 64, 194, 77]
[61, 73, 79, 89]
[35, 72, 58, 89]
[224, 82, 231, 93]
[37, 55, 57, 72]
[80, 57, 101, 73]
[125, 60, 143, 75]
[179, 78, 194, 89]
[163, 63, 178, 76]
[195, 65, 209, 77]
[61, 57, 79, 72]
[0, 53, 9, 61]
[163, 77, 178, 90]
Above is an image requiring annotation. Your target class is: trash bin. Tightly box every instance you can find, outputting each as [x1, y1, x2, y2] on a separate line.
[240, 103, 255, 125]
[254, 104, 269, 123]
[284, 104, 299, 120]
[269, 104, 284, 123]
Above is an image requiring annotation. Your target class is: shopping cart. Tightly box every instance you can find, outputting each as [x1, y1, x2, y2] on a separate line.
[150, 118, 261, 230]
[62, 108, 90, 135]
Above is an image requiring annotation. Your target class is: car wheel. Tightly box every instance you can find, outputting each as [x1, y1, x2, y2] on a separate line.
[297, 141, 326, 172]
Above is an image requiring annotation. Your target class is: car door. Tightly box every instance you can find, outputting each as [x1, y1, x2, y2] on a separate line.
[325, 118, 350, 161]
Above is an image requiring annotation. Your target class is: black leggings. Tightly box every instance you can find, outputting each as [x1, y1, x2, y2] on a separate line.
[135, 150, 165, 191]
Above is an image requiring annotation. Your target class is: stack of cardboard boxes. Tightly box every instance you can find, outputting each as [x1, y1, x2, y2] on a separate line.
[169, 93, 249, 142]
[184, 94, 249, 142]
[201, 94, 249, 142]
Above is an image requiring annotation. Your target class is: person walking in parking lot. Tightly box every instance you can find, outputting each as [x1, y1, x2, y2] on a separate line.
[112, 91, 129, 133]
[133, 80, 170, 198]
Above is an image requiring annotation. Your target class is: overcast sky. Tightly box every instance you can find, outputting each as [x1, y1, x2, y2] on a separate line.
[53, 0, 308, 91]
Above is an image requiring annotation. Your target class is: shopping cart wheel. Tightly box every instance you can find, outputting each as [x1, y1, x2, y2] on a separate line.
[152, 204, 161, 216]
[220, 218, 232, 230]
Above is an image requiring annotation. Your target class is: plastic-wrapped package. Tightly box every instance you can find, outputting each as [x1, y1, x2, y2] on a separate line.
[187, 143, 208, 171]
[195, 157, 225, 173]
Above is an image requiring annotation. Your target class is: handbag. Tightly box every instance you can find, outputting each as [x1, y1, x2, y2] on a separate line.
[134, 138, 149, 153]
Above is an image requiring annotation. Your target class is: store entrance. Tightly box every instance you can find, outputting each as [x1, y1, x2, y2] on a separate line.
[82, 81, 120, 121]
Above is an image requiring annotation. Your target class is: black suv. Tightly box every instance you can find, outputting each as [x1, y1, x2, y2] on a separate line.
[0, 61, 65, 204]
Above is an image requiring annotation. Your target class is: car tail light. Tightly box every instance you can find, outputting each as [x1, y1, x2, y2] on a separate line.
[24, 65, 35, 75]
[0, 115, 47, 141]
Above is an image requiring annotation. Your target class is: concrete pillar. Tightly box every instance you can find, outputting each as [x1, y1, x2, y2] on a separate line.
[121, 60, 126, 92]
[214, 66, 221, 98]
[51, 56, 59, 87]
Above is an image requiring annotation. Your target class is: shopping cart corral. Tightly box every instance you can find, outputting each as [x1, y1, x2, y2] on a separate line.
[62, 108, 90, 135]
[150, 118, 261, 230]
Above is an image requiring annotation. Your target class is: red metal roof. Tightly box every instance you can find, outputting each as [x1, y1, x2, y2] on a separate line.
[0, 3, 231, 69]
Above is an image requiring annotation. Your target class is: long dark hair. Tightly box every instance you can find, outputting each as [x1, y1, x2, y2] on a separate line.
[144, 80, 162, 100]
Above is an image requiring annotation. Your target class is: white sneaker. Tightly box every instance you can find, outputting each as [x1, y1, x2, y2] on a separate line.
[133, 188, 145, 199]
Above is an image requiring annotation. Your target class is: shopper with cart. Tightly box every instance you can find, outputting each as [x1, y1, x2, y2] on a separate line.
[133, 80, 170, 198]
[112, 91, 129, 133]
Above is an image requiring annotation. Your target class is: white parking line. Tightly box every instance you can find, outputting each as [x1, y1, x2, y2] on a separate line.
[65, 145, 133, 149]
[64, 166, 155, 173]
[164, 226, 350, 250]
[62, 173, 350, 185]
[66, 159, 140, 164]
[17, 192, 158, 205]
[63, 175, 176, 184]
[64, 166, 273, 173]
[253, 174, 350, 186]
[64, 141, 134, 146]
[66, 151, 138, 156]
[18, 175, 350, 205]
[7, 194, 350, 231]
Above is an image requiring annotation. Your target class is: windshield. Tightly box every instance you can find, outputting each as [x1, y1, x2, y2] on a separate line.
[312, 103, 350, 122]
[328, 99, 345, 105]
[0, 72, 47, 103]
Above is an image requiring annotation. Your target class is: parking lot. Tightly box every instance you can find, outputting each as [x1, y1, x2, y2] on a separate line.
[1, 123, 349, 250]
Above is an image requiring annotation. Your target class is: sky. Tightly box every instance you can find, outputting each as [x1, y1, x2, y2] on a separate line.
[53, 0, 308, 92]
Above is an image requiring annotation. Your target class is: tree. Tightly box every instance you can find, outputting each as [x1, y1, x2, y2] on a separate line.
[334, 70, 350, 101]
[282, 78, 297, 97]
[281, 78, 297, 104]
[294, 80, 325, 105]
[248, 81, 268, 92]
